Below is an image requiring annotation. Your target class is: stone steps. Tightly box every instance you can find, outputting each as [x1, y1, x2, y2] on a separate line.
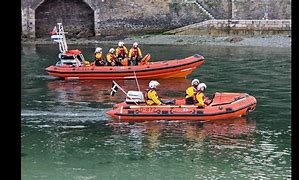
[164, 19, 292, 35]
[194, 1, 215, 20]
[183, 0, 215, 20]
[164, 19, 219, 34]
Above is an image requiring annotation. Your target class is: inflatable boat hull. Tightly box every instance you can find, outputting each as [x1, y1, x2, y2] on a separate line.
[106, 92, 257, 122]
[45, 54, 204, 80]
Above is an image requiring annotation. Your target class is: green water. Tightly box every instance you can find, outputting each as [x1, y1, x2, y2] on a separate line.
[21, 43, 291, 179]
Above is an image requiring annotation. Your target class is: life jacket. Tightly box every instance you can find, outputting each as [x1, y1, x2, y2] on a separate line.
[120, 48, 125, 56]
[195, 92, 205, 107]
[94, 53, 105, 66]
[117, 47, 127, 57]
[95, 53, 103, 60]
[133, 48, 138, 57]
[146, 89, 161, 105]
[115, 46, 128, 58]
[106, 53, 116, 63]
[185, 86, 197, 99]
[129, 47, 141, 58]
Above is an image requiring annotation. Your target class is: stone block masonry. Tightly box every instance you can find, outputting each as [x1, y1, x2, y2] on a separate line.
[21, 0, 291, 38]
[165, 19, 291, 36]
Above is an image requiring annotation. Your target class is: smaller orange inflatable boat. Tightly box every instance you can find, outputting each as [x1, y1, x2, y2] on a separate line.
[106, 92, 257, 122]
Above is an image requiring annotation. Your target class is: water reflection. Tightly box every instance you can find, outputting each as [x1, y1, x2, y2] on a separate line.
[107, 117, 256, 151]
[22, 44, 291, 179]
[22, 44, 37, 55]
[47, 78, 191, 103]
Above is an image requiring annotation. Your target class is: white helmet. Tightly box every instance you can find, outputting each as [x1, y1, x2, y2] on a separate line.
[149, 80, 160, 89]
[95, 47, 102, 53]
[109, 48, 115, 53]
[118, 41, 124, 47]
[197, 83, 207, 91]
[191, 79, 200, 86]
[133, 42, 138, 47]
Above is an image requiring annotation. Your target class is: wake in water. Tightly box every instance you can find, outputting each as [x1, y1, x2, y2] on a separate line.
[21, 109, 112, 122]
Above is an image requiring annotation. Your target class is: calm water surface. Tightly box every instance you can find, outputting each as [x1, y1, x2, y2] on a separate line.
[21, 43, 291, 179]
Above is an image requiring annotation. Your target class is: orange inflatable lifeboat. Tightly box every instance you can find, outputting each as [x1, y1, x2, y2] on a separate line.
[46, 23, 205, 80]
[45, 54, 205, 80]
[106, 92, 257, 122]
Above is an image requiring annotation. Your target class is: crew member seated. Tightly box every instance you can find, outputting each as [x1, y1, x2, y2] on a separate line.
[94, 47, 106, 66]
[115, 41, 128, 65]
[185, 79, 200, 105]
[128, 42, 143, 66]
[195, 83, 211, 107]
[106, 48, 117, 66]
[146, 80, 162, 105]
[146, 80, 175, 105]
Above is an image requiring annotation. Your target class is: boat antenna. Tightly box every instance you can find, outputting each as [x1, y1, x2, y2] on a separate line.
[133, 71, 141, 92]
[51, 23, 68, 53]
[57, 23, 68, 53]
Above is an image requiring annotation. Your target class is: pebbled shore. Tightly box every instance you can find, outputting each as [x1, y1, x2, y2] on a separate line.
[21, 34, 291, 48]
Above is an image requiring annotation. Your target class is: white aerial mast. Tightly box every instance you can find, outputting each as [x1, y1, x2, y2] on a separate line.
[57, 23, 68, 53]
[51, 23, 68, 53]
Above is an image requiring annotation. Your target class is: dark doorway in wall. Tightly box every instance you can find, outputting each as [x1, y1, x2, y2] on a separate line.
[35, 0, 94, 38]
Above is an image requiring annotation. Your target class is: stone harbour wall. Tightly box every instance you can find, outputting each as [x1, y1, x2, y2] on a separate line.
[166, 19, 291, 36]
[35, 0, 94, 38]
[21, 0, 291, 38]
[232, 0, 291, 20]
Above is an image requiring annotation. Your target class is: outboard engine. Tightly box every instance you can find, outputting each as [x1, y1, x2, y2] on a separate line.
[125, 91, 145, 104]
